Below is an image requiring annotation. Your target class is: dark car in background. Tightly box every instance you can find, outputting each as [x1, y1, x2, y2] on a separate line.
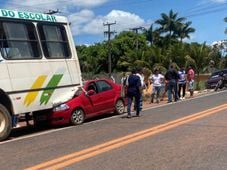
[49, 79, 126, 126]
[206, 69, 227, 89]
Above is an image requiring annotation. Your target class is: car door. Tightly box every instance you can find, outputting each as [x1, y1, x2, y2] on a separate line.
[95, 80, 115, 113]
[84, 82, 103, 115]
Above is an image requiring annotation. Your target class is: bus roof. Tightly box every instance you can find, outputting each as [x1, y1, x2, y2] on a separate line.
[0, 9, 68, 23]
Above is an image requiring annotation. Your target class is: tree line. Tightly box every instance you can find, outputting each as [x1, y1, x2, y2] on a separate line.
[76, 10, 227, 78]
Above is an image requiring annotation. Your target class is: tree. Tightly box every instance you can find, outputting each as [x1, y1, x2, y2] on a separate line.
[76, 43, 108, 74]
[177, 21, 195, 42]
[187, 42, 211, 76]
[111, 31, 148, 71]
[155, 10, 186, 43]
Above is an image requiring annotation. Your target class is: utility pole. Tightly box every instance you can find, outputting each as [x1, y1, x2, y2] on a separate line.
[130, 26, 145, 57]
[103, 21, 116, 77]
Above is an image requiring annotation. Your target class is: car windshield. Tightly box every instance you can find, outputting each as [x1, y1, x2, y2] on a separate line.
[211, 71, 220, 77]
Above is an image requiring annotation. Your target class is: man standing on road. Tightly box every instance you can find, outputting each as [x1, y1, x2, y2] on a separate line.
[135, 67, 144, 111]
[126, 68, 142, 118]
[165, 64, 179, 103]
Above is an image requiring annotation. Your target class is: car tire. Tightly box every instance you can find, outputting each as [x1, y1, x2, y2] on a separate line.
[214, 79, 223, 91]
[115, 99, 125, 115]
[70, 108, 85, 125]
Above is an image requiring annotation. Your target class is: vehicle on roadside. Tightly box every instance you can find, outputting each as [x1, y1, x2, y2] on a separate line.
[206, 69, 227, 89]
[0, 9, 82, 141]
[49, 79, 126, 126]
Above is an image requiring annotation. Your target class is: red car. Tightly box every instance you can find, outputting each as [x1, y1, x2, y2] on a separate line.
[49, 79, 126, 126]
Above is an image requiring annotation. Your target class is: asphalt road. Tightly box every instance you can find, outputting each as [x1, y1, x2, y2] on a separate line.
[0, 90, 227, 170]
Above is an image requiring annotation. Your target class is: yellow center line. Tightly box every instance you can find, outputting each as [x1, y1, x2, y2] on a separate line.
[25, 104, 227, 170]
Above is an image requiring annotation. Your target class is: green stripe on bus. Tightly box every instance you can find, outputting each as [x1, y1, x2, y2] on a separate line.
[40, 74, 63, 105]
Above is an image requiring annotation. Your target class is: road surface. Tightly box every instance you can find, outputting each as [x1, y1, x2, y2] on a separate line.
[0, 90, 227, 170]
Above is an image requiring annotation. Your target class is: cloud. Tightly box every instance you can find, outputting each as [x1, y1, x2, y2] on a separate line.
[3, 1, 152, 38]
[68, 9, 95, 35]
[70, 0, 109, 8]
[68, 9, 95, 25]
[3, 0, 109, 13]
[70, 10, 152, 36]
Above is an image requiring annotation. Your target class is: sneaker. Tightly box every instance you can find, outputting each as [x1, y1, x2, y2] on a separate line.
[127, 115, 132, 118]
[182, 97, 185, 100]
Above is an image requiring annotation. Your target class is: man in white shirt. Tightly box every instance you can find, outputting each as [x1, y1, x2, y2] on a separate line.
[149, 69, 164, 103]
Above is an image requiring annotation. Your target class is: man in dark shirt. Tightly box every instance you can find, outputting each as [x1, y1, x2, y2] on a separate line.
[126, 69, 142, 118]
[165, 64, 179, 102]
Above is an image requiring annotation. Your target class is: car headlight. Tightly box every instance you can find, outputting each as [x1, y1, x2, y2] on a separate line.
[53, 103, 70, 112]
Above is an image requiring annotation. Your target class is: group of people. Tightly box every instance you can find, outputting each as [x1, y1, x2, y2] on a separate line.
[122, 65, 195, 118]
[149, 64, 195, 103]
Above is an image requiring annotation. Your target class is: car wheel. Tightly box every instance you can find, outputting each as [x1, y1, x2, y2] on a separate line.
[70, 108, 85, 125]
[115, 99, 125, 115]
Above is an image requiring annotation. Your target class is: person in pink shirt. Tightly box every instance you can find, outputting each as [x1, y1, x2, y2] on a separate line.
[187, 66, 195, 97]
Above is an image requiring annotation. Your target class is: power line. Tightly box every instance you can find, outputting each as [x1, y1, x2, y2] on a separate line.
[185, 2, 227, 17]
[187, 1, 222, 12]
[184, 6, 227, 18]
[130, 27, 146, 57]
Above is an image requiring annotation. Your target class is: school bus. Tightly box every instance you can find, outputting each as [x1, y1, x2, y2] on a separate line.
[0, 9, 82, 141]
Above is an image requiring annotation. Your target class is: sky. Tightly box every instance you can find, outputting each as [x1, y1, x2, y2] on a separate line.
[1, 0, 227, 45]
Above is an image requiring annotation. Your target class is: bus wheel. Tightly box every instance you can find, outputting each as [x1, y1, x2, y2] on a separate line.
[0, 104, 12, 141]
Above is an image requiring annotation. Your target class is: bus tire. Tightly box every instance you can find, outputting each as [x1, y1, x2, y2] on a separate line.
[0, 104, 12, 141]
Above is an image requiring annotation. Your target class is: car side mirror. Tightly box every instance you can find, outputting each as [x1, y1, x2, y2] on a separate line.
[87, 89, 96, 96]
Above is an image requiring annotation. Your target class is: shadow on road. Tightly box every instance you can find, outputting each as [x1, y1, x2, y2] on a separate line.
[7, 112, 118, 141]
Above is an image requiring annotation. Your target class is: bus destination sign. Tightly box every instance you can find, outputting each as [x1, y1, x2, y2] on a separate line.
[0, 9, 57, 22]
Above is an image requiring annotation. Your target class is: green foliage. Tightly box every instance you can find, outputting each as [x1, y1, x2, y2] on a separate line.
[76, 10, 224, 78]
[195, 81, 206, 91]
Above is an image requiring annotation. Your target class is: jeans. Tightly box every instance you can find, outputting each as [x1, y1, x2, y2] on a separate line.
[178, 83, 186, 98]
[151, 86, 161, 102]
[127, 94, 141, 116]
[168, 79, 178, 102]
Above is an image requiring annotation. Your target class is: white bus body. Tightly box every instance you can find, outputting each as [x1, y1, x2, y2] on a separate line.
[0, 9, 82, 141]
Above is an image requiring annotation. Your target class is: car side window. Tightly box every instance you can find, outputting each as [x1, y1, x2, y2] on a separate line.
[87, 83, 97, 93]
[96, 80, 112, 93]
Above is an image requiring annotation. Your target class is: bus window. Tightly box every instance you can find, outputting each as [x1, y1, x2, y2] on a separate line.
[0, 22, 41, 59]
[38, 24, 71, 59]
